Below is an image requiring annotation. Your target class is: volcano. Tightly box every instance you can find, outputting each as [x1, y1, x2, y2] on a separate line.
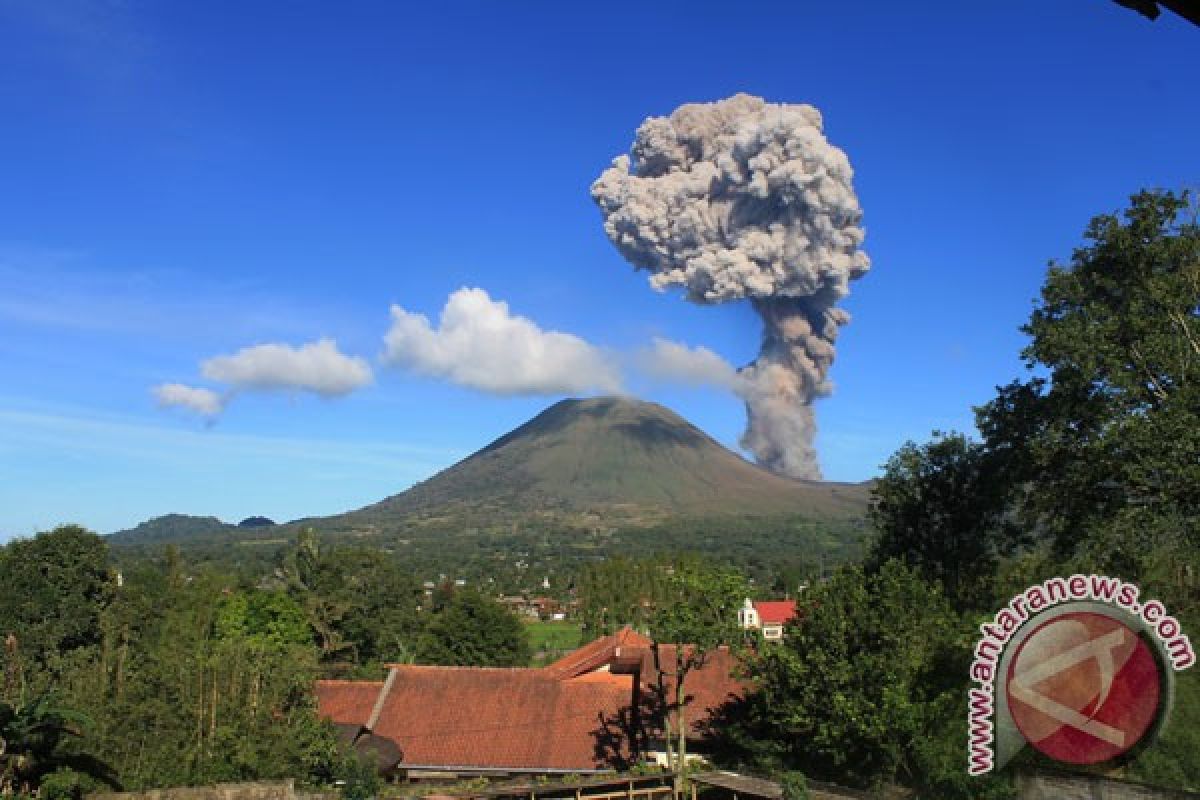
[358, 396, 869, 521]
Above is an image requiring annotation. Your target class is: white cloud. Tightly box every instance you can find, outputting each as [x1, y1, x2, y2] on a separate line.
[382, 288, 621, 395]
[153, 383, 224, 418]
[201, 338, 373, 396]
[637, 337, 742, 389]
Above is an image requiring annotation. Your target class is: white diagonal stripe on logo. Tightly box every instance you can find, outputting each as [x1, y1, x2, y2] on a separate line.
[1010, 627, 1128, 746]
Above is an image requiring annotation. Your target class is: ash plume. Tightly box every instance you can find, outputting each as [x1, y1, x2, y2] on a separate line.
[591, 93, 869, 479]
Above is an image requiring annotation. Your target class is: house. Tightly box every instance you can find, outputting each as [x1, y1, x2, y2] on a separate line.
[529, 596, 560, 620]
[496, 595, 566, 620]
[498, 595, 540, 618]
[315, 627, 743, 779]
[737, 598, 798, 640]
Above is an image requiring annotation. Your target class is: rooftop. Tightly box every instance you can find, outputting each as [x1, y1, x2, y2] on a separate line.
[316, 627, 744, 773]
[753, 600, 798, 625]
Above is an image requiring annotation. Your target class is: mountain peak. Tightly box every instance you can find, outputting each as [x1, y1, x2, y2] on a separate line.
[478, 395, 707, 456]
[368, 395, 867, 520]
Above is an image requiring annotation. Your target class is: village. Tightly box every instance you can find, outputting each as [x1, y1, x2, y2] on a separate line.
[316, 598, 799, 780]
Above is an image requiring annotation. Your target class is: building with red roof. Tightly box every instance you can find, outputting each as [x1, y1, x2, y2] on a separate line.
[367, 666, 634, 773]
[737, 598, 798, 640]
[314, 627, 744, 778]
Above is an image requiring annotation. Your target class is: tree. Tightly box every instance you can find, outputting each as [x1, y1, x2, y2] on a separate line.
[0, 691, 118, 796]
[215, 590, 312, 652]
[976, 189, 1200, 570]
[0, 527, 114, 675]
[867, 432, 1024, 609]
[644, 559, 748, 797]
[57, 563, 343, 791]
[277, 533, 424, 666]
[416, 587, 531, 667]
[730, 562, 980, 793]
[577, 556, 668, 638]
[310, 548, 424, 666]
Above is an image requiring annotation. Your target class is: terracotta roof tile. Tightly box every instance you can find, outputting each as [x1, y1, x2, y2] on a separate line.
[315, 680, 383, 726]
[542, 627, 651, 680]
[636, 645, 744, 737]
[315, 629, 744, 772]
[367, 666, 636, 770]
[566, 670, 632, 687]
[753, 600, 798, 625]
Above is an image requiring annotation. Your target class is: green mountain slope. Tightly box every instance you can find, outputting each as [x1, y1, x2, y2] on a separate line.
[357, 396, 869, 521]
[110, 397, 872, 584]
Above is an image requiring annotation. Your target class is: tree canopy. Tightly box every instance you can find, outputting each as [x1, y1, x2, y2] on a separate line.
[416, 586, 531, 668]
[871, 190, 1200, 597]
[978, 189, 1200, 571]
[0, 526, 114, 673]
[867, 432, 1023, 608]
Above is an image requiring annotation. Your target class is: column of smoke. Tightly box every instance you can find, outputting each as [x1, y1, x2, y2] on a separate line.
[591, 94, 869, 480]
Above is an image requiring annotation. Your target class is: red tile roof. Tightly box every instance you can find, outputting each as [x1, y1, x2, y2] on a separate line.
[543, 627, 652, 681]
[368, 666, 635, 770]
[314, 627, 744, 772]
[314, 680, 383, 726]
[753, 600, 797, 625]
[636, 645, 744, 737]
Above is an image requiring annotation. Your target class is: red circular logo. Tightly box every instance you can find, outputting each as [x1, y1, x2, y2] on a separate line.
[1006, 611, 1162, 765]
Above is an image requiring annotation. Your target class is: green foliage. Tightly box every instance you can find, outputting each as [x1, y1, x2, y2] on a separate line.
[305, 546, 424, 666]
[416, 587, 531, 667]
[0, 527, 349, 793]
[578, 556, 669, 637]
[0, 526, 114, 674]
[338, 753, 381, 800]
[976, 189, 1200, 569]
[66, 568, 342, 789]
[647, 559, 747, 652]
[869, 191, 1200, 619]
[868, 432, 1024, 609]
[778, 771, 808, 800]
[844, 189, 1200, 794]
[643, 558, 749, 793]
[37, 767, 102, 800]
[728, 561, 990, 794]
[0, 690, 118, 796]
[215, 590, 313, 651]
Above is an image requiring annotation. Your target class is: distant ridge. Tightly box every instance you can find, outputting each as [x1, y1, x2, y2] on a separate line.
[109, 513, 231, 544]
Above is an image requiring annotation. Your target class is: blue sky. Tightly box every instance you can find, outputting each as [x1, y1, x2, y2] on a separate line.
[2, 0, 1197, 537]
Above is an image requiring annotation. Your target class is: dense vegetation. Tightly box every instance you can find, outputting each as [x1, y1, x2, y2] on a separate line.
[109, 513, 867, 606]
[0, 527, 536, 797]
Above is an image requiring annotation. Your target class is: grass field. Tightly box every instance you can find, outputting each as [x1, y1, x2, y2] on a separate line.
[526, 619, 584, 666]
